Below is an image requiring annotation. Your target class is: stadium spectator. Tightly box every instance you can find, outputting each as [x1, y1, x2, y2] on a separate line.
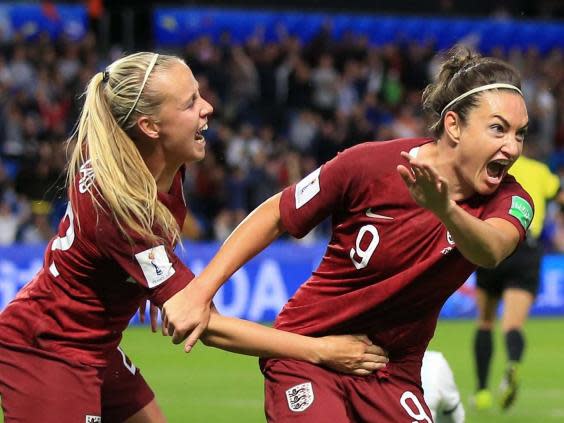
[164, 47, 533, 421]
[15, 202, 55, 244]
[336, 59, 361, 117]
[311, 53, 339, 117]
[7, 45, 34, 91]
[0, 160, 26, 244]
[543, 153, 564, 251]
[472, 140, 561, 411]
[0, 52, 387, 423]
[0, 200, 19, 245]
[0, 22, 562, 241]
[276, 51, 313, 111]
[421, 350, 465, 423]
[225, 122, 262, 172]
[227, 45, 260, 121]
[288, 109, 320, 154]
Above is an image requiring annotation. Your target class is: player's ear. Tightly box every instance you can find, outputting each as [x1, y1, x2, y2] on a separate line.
[137, 116, 160, 140]
[443, 111, 461, 145]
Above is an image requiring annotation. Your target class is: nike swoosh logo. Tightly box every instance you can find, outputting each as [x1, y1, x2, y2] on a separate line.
[365, 208, 394, 220]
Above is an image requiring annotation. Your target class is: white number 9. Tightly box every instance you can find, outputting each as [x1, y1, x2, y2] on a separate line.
[350, 224, 379, 270]
[400, 391, 432, 423]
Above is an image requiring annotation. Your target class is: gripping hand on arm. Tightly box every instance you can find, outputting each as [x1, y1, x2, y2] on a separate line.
[397, 151, 521, 268]
[138, 299, 160, 333]
[317, 334, 389, 375]
[201, 307, 389, 376]
[162, 281, 212, 352]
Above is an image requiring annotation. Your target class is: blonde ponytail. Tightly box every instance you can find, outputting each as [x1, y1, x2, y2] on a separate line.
[67, 53, 184, 245]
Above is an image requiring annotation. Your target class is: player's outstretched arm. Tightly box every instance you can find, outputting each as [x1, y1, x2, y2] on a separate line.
[200, 309, 388, 376]
[163, 193, 286, 351]
[398, 152, 522, 268]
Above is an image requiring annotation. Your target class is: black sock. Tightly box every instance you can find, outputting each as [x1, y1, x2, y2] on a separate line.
[505, 329, 525, 363]
[474, 328, 493, 391]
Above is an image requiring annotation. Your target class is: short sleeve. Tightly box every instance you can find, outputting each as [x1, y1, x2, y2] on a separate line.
[481, 179, 534, 242]
[279, 149, 355, 238]
[95, 214, 194, 307]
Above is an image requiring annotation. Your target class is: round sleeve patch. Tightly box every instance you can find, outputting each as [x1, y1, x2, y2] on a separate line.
[509, 196, 533, 230]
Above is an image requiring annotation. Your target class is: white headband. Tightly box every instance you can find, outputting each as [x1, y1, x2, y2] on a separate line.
[440, 83, 523, 117]
[123, 53, 159, 124]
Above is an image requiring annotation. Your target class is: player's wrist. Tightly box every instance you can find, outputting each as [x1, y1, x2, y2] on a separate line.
[186, 277, 216, 304]
[309, 337, 327, 365]
[435, 199, 457, 222]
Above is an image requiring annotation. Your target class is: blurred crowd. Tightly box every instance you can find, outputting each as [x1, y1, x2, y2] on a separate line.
[0, 24, 563, 250]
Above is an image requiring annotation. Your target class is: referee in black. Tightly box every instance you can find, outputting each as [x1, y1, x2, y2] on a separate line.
[472, 147, 561, 411]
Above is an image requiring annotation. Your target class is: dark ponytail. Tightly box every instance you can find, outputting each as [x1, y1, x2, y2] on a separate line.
[422, 46, 522, 138]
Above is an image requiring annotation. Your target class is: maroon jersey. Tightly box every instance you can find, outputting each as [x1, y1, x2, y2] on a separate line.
[0, 161, 194, 367]
[276, 138, 533, 382]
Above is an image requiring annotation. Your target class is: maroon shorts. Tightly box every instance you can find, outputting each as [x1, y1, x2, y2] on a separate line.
[0, 342, 104, 422]
[101, 346, 155, 422]
[0, 343, 154, 423]
[262, 359, 433, 423]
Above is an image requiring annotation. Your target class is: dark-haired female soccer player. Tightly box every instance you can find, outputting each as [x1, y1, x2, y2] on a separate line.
[165, 46, 534, 421]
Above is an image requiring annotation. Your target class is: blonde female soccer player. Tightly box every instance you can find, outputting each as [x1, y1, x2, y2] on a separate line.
[0, 52, 387, 423]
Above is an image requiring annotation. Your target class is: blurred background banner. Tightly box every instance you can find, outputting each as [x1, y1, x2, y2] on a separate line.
[1, 243, 563, 321]
[153, 7, 564, 52]
[0, 2, 562, 324]
[0, 3, 87, 41]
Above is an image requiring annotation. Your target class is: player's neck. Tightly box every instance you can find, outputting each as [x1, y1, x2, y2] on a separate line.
[423, 140, 470, 201]
[417, 139, 440, 165]
[155, 165, 179, 193]
[137, 142, 177, 193]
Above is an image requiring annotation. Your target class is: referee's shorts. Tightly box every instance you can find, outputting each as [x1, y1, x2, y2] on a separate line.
[476, 237, 542, 297]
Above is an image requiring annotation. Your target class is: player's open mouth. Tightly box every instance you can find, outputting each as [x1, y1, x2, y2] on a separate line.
[486, 159, 510, 184]
[195, 123, 208, 143]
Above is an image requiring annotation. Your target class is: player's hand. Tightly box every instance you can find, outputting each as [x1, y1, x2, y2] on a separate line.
[317, 334, 388, 376]
[162, 282, 212, 352]
[397, 151, 454, 218]
[138, 300, 161, 333]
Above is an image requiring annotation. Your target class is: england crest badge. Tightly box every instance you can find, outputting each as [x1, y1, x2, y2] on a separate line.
[285, 382, 314, 412]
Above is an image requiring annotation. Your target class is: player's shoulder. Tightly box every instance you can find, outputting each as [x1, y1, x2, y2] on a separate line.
[68, 161, 115, 234]
[498, 174, 533, 204]
[490, 175, 534, 219]
[334, 137, 433, 167]
[342, 137, 433, 155]
[71, 172, 104, 216]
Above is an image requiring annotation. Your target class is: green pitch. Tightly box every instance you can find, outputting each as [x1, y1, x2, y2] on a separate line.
[117, 318, 563, 422]
[1, 319, 562, 422]
[425, 318, 564, 423]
